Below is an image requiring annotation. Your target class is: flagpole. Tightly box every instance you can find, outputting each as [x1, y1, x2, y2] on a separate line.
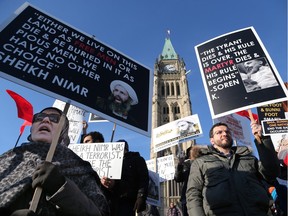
[110, 123, 117, 142]
[247, 109, 261, 144]
[29, 102, 71, 212]
[14, 133, 22, 149]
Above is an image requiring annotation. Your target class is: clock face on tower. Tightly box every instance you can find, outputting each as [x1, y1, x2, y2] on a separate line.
[163, 64, 176, 72]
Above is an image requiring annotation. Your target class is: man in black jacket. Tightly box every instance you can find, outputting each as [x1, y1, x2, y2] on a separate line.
[186, 121, 280, 216]
[101, 139, 149, 216]
[174, 146, 203, 216]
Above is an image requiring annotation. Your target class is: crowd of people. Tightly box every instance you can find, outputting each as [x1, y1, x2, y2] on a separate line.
[0, 106, 287, 216]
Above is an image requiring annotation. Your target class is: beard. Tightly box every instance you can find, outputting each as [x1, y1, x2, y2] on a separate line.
[108, 95, 132, 116]
[214, 138, 233, 149]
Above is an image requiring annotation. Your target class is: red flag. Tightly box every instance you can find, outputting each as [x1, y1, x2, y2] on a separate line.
[236, 110, 258, 121]
[20, 120, 32, 135]
[6, 90, 33, 122]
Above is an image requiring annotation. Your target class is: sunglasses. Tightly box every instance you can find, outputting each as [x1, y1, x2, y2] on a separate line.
[32, 113, 61, 123]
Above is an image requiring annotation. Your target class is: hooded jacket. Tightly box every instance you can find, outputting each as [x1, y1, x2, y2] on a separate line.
[186, 136, 279, 216]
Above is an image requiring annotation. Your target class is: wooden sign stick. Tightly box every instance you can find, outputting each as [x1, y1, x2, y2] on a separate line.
[247, 109, 261, 144]
[29, 102, 70, 212]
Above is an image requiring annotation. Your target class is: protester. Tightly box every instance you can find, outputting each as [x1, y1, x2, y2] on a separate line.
[174, 145, 203, 216]
[138, 204, 160, 216]
[101, 139, 149, 216]
[0, 107, 109, 216]
[271, 150, 288, 216]
[80, 120, 89, 143]
[166, 202, 181, 216]
[80, 120, 104, 143]
[83, 131, 105, 143]
[78, 122, 116, 214]
[186, 121, 280, 216]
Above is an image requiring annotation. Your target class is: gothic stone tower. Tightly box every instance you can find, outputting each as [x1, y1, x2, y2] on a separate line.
[150, 34, 195, 214]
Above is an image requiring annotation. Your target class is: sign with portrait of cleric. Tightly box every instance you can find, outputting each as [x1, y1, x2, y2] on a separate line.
[195, 27, 288, 119]
[152, 114, 203, 153]
[0, 3, 152, 136]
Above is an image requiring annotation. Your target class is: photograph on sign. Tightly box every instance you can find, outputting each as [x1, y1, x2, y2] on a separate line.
[0, 3, 152, 136]
[69, 142, 125, 179]
[157, 155, 175, 182]
[153, 114, 202, 153]
[53, 99, 85, 144]
[88, 113, 108, 122]
[195, 26, 288, 119]
[146, 170, 160, 207]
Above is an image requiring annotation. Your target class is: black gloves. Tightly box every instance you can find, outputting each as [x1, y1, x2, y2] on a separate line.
[133, 197, 146, 213]
[10, 209, 36, 216]
[32, 161, 65, 195]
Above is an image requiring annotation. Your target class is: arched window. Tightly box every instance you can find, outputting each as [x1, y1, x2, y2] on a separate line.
[176, 82, 180, 96]
[166, 83, 170, 96]
[161, 83, 165, 96]
[171, 83, 175, 95]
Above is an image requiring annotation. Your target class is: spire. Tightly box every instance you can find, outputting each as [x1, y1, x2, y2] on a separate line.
[161, 30, 178, 60]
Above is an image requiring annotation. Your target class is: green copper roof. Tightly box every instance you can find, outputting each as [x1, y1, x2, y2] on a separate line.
[161, 37, 178, 60]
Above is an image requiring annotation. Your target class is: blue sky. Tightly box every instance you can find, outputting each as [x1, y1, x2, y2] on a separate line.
[0, 0, 287, 160]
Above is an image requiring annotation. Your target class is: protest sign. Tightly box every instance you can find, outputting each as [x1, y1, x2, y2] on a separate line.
[153, 114, 202, 153]
[0, 3, 152, 136]
[146, 158, 157, 172]
[261, 119, 288, 135]
[69, 142, 125, 179]
[195, 27, 288, 119]
[147, 170, 160, 207]
[53, 99, 84, 143]
[257, 102, 286, 121]
[88, 113, 108, 122]
[157, 154, 175, 182]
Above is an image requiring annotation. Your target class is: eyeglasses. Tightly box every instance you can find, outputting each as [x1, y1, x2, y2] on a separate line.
[32, 113, 61, 123]
[213, 130, 231, 136]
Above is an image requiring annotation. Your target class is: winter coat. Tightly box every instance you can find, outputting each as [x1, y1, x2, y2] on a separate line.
[114, 151, 149, 202]
[0, 142, 109, 216]
[186, 136, 280, 216]
[166, 206, 181, 216]
[174, 159, 191, 204]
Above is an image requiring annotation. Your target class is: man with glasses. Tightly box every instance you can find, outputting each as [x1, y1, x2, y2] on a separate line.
[186, 121, 280, 216]
[0, 107, 109, 216]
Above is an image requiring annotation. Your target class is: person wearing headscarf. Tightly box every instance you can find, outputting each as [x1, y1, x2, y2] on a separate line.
[0, 107, 109, 216]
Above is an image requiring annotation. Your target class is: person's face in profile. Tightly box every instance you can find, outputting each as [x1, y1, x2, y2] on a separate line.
[31, 109, 61, 144]
[177, 121, 189, 132]
[112, 84, 129, 104]
[243, 60, 263, 74]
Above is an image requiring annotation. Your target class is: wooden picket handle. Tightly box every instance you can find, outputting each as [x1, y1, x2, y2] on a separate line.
[29, 102, 70, 212]
[247, 109, 261, 144]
